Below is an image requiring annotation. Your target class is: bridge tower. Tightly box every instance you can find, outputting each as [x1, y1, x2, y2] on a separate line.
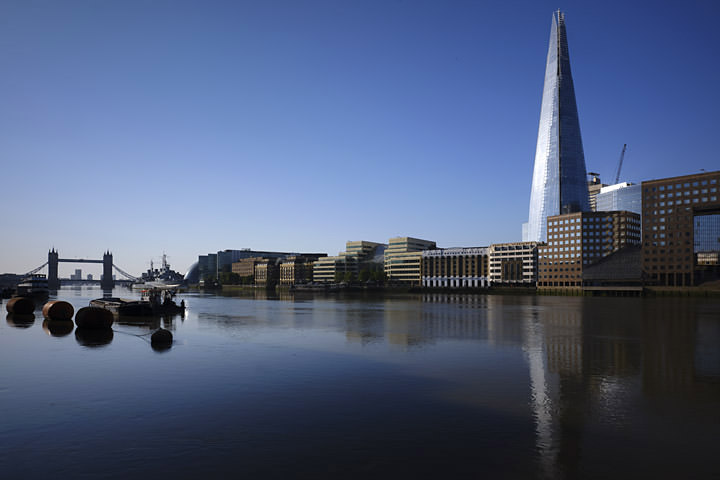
[48, 248, 60, 290]
[101, 251, 114, 290]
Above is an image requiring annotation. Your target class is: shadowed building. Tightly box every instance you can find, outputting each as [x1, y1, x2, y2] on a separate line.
[524, 11, 590, 242]
[641, 170, 720, 286]
[537, 210, 641, 291]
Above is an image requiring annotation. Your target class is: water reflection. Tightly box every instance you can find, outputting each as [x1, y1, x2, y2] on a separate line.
[6, 313, 35, 328]
[352, 293, 719, 478]
[75, 327, 113, 347]
[2, 287, 719, 478]
[42, 319, 74, 337]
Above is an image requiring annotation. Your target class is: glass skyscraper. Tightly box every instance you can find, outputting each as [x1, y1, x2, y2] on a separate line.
[524, 11, 590, 242]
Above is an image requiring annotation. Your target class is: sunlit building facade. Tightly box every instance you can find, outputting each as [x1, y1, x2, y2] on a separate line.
[384, 237, 437, 286]
[421, 247, 490, 288]
[489, 242, 542, 286]
[596, 182, 642, 215]
[313, 241, 386, 283]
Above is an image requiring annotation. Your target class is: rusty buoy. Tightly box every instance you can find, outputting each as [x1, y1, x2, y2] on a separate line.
[42, 319, 74, 337]
[42, 301, 74, 321]
[6, 297, 35, 315]
[75, 306, 114, 329]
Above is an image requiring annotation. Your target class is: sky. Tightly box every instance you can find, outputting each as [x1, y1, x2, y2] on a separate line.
[2, 0, 719, 277]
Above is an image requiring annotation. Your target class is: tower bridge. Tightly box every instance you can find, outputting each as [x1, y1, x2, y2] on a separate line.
[22, 249, 140, 289]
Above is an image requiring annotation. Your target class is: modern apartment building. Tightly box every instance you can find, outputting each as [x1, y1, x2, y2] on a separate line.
[538, 210, 641, 291]
[641, 171, 720, 286]
[489, 242, 542, 286]
[384, 237, 437, 286]
[421, 247, 490, 288]
[524, 11, 590, 242]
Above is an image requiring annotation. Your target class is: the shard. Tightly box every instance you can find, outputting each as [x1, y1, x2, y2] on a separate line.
[524, 11, 590, 242]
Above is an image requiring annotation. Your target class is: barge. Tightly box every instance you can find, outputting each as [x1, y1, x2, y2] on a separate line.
[90, 289, 185, 316]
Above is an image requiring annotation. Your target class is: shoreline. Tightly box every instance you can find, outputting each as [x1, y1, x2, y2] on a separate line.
[189, 284, 720, 298]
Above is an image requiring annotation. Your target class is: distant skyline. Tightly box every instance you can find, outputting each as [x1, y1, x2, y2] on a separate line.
[2, 0, 719, 276]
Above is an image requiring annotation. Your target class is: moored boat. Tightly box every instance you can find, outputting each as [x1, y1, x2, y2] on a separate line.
[90, 289, 185, 316]
[16, 274, 50, 300]
[90, 298, 154, 316]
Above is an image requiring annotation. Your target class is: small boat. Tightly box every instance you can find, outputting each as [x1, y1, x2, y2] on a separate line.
[140, 288, 185, 314]
[16, 274, 50, 300]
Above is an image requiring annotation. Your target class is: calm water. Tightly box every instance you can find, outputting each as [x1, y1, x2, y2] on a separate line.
[1, 287, 719, 479]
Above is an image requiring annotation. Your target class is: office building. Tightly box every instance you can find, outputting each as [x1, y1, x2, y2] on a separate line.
[596, 182, 641, 215]
[538, 210, 641, 291]
[384, 237, 437, 286]
[524, 11, 590, 242]
[199, 249, 326, 280]
[489, 242, 542, 286]
[641, 171, 720, 286]
[279, 256, 316, 285]
[232, 257, 266, 278]
[421, 247, 490, 288]
[255, 259, 280, 286]
[313, 241, 386, 283]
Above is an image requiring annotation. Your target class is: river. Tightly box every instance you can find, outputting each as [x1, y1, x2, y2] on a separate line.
[1, 287, 719, 479]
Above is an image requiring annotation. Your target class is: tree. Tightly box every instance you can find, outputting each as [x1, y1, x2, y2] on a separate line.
[359, 269, 371, 282]
[219, 272, 240, 285]
[371, 269, 387, 284]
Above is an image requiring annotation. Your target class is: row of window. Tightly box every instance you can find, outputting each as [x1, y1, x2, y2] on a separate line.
[647, 196, 718, 207]
[657, 187, 717, 198]
[650, 178, 718, 191]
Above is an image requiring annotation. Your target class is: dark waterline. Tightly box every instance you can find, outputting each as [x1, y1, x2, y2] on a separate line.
[1, 287, 719, 479]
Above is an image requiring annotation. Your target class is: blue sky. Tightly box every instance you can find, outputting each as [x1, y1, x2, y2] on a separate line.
[2, 0, 719, 277]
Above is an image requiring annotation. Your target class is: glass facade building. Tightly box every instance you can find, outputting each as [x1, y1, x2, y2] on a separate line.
[525, 11, 590, 242]
[596, 183, 642, 215]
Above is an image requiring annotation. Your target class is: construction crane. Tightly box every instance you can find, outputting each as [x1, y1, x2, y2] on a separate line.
[614, 144, 627, 184]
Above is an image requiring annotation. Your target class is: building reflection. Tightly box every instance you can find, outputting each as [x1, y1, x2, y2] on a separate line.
[512, 296, 720, 478]
[641, 299, 720, 395]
